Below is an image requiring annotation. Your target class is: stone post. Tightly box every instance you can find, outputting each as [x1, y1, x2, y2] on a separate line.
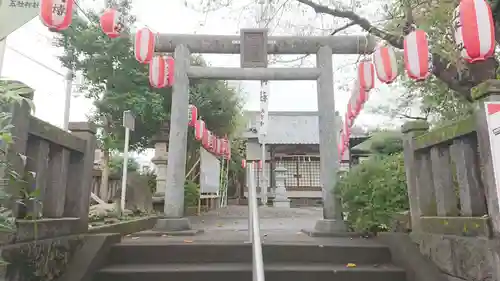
[154, 44, 193, 232]
[0, 81, 32, 217]
[312, 46, 346, 234]
[67, 122, 97, 232]
[151, 142, 168, 197]
[151, 123, 169, 212]
[471, 79, 500, 281]
[401, 120, 429, 232]
[273, 165, 290, 208]
[472, 80, 500, 234]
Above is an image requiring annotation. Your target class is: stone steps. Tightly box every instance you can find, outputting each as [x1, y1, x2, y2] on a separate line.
[95, 263, 405, 281]
[93, 238, 407, 281]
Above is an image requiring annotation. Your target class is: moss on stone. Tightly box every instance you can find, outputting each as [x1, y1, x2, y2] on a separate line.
[420, 216, 492, 237]
[471, 79, 500, 101]
[413, 117, 476, 150]
[2, 235, 84, 281]
[401, 120, 429, 134]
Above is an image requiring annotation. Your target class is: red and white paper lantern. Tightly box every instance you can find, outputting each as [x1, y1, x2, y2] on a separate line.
[99, 8, 124, 39]
[348, 85, 359, 122]
[220, 137, 228, 156]
[372, 45, 398, 83]
[202, 128, 210, 149]
[210, 134, 217, 153]
[355, 91, 367, 116]
[149, 56, 168, 88]
[40, 0, 74, 31]
[358, 61, 375, 91]
[134, 27, 155, 64]
[188, 105, 198, 127]
[165, 56, 175, 86]
[404, 29, 430, 81]
[225, 138, 231, 159]
[206, 131, 214, 151]
[258, 160, 263, 169]
[242, 159, 246, 168]
[454, 0, 495, 63]
[216, 138, 224, 156]
[195, 119, 205, 141]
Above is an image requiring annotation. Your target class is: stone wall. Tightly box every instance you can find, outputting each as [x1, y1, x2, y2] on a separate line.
[411, 232, 499, 281]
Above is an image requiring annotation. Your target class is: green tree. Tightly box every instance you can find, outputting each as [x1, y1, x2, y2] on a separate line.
[108, 154, 140, 175]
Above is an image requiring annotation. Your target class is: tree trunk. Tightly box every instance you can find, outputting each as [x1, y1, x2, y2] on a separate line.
[100, 148, 110, 202]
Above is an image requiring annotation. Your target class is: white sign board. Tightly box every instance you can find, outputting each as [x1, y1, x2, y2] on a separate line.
[0, 0, 40, 39]
[484, 102, 500, 210]
[200, 148, 220, 194]
[258, 80, 269, 142]
[123, 110, 135, 131]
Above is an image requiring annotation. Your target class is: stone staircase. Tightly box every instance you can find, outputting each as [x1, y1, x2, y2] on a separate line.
[92, 237, 407, 281]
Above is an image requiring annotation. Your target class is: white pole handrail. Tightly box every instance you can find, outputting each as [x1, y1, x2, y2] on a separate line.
[247, 165, 265, 281]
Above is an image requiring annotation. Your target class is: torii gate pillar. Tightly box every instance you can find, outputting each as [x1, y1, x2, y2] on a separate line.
[153, 30, 376, 235]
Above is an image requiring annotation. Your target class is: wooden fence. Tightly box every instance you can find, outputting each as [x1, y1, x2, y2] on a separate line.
[4, 81, 96, 233]
[91, 170, 121, 203]
[401, 81, 500, 237]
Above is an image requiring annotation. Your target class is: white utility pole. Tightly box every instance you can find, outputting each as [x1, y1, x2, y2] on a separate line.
[120, 110, 135, 213]
[0, 39, 6, 77]
[258, 0, 270, 205]
[62, 69, 73, 130]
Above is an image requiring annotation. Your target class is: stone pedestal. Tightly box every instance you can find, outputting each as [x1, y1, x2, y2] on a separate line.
[151, 142, 168, 212]
[273, 166, 290, 208]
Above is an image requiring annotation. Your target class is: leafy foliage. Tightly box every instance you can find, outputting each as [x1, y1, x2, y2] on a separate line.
[0, 81, 41, 241]
[337, 132, 407, 233]
[108, 154, 140, 174]
[184, 180, 200, 208]
[337, 153, 408, 233]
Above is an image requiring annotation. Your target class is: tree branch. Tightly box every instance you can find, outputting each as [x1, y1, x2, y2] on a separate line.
[295, 0, 479, 100]
[395, 112, 427, 120]
[330, 21, 357, 35]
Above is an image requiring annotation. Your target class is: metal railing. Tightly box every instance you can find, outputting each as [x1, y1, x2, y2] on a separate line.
[247, 166, 265, 281]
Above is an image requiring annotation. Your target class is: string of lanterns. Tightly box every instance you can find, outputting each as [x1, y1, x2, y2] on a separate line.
[337, 0, 496, 161]
[38, 0, 496, 162]
[189, 105, 232, 159]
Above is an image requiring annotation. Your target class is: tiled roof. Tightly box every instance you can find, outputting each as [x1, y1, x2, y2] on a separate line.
[242, 111, 354, 144]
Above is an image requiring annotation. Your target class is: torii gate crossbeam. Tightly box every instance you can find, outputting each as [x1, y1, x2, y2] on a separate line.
[153, 30, 376, 236]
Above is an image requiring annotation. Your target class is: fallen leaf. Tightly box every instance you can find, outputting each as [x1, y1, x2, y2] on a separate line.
[184, 239, 193, 243]
[346, 263, 356, 268]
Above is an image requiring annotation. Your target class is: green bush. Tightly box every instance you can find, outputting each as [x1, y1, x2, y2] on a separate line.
[143, 170, 157, 194]
[184, 180, 200, 208]
[336, 153, 408, 234]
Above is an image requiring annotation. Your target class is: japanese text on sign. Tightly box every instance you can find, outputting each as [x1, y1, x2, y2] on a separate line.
[259, 81, 270, 137]
[52, 2, 66, 16]
[8, 0, 39, 8]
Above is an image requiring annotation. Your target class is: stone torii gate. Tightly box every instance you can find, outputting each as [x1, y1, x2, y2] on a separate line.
[153, 29, 376, 235]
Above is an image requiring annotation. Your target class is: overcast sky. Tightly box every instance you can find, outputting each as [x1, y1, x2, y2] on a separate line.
[1, 0, 407, 163]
